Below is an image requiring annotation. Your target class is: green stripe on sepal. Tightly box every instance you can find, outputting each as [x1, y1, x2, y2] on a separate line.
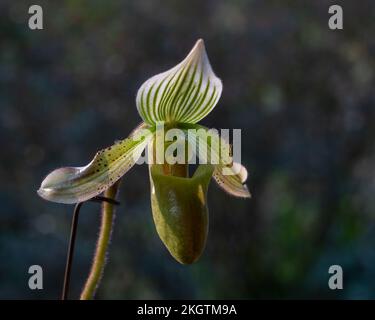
[37, 123, 154, 204]
[136, 39, 222, 125]
[149, 163, 214, 264]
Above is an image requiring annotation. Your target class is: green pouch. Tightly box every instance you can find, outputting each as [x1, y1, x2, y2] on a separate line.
[149, 164, 214, 264]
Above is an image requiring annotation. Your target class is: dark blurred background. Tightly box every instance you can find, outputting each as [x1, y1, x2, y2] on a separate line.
[0, 0, 374, 299]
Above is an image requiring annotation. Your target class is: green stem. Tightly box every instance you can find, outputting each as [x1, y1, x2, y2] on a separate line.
[80, 181, 121, 300]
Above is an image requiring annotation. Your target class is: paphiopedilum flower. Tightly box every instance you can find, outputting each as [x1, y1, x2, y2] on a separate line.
[38, 39, 250, 265]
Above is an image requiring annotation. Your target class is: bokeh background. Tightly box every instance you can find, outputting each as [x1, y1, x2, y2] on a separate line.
[1, 0, 374, 299]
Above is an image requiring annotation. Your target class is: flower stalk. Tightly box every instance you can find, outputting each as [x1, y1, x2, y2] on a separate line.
[80, 180, 121, 300]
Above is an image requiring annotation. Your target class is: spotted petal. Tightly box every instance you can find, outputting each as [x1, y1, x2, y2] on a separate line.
[136, 39, 222, 125]
[37, 123, 154, 204]
[183, 124, 251, 198]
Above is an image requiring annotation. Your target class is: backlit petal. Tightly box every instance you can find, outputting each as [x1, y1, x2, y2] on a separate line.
[37, 123, 154, 204]
[183, 124, 251, 198]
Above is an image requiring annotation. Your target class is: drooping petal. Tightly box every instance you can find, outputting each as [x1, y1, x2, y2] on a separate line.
[213, 163, 251, 198]
[37, 123, 154, 204]
[136, 39, 222, 125]
[183, 124, 251, 198]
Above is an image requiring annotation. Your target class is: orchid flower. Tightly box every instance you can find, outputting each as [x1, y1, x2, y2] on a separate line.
[38, 39, 250, 269]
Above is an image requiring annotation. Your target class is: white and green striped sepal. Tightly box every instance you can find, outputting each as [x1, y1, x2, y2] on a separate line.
[136, 39, 222, 126]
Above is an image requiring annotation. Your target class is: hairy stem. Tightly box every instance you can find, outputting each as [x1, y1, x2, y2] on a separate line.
[80, 181, 121, 300]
